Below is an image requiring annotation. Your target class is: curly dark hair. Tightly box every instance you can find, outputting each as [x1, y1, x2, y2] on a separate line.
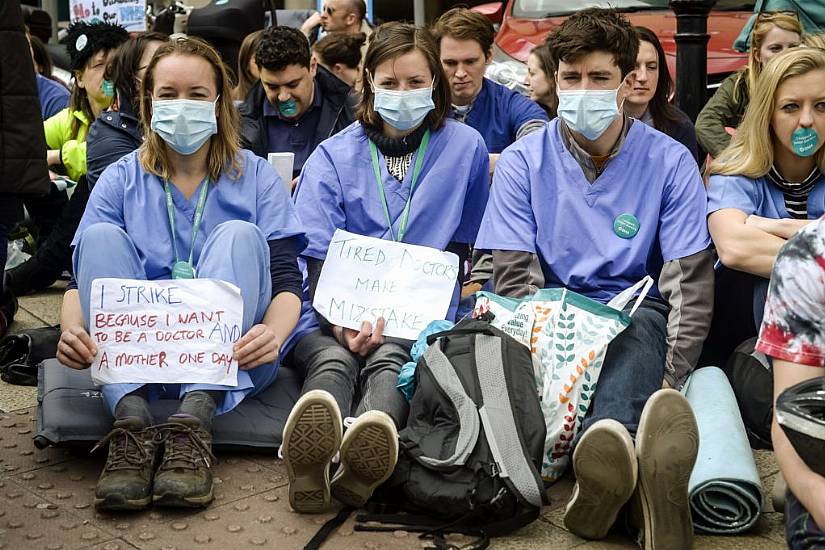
[255, 26, 311, 72]
[545, 8, 639, 79]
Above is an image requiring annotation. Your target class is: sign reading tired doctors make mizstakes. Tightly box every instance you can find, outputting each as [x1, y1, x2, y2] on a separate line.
[89, 278, 243, 386]
[313, 229, 459, 341]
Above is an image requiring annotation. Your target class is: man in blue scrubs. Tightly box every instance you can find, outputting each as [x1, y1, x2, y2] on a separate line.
[239, 26, 356, 187]
[476, 9, 714, 548]
[432, 7, 548, 164]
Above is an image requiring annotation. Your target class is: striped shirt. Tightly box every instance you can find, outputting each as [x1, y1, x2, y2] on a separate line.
[385, 153, 414, 182]
[766, 165, 820, 219]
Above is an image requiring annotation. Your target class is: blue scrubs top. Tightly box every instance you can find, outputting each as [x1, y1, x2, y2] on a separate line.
[73, 148, 306, 280]
[476, 119, 710, 303]
[294, 119, 491, 322]
[462, 78, 548, 154]
[37, 74, 69, 120]
[707, 173, 825, 219]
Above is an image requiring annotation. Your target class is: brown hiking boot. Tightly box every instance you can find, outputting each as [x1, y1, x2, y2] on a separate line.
[93, 417, 159, 511]
[152, 415, 216, 508]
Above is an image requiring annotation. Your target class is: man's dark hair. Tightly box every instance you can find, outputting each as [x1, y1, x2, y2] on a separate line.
[255, 26, 311, 72]
[545, 8, 639, 78]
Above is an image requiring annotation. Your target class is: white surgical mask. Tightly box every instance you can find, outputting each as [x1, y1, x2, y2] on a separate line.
[370, 73, 435, 131]
[556, 84, 624, 141]
[150, 98, 219, 155]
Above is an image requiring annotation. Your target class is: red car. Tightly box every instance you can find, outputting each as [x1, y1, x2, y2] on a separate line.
[474, 0, 754, 95]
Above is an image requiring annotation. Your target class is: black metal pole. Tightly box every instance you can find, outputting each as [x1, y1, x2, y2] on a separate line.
[668, 0, 717, 123]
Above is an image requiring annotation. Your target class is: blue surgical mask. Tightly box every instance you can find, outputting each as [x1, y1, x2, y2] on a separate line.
[557, 84, 623, 141]
[151, 98, 219, 155]
[101, 79, 114, 98]
[278, 98, 298, 118]
[792, 127, 819, 157]
[372, 84, 435, 131]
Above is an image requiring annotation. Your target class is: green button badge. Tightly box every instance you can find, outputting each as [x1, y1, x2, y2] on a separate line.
[614, 213, 640, 239]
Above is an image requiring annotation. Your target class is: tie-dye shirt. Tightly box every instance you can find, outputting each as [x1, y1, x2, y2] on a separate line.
[756, 217, 825, 367]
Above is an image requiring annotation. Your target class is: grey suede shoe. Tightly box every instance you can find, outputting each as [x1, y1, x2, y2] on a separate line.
[564, 419, 638, 540]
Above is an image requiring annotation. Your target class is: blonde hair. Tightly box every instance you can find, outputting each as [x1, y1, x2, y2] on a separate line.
[711, 47, 825, 178]
[734, 12, 803, 103]
[138, 37, 242, 182]
[804, 32, 825, 50]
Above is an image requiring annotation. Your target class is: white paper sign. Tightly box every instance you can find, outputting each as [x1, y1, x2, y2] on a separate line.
[313, 229, 458, 340]
[89, 278, 243, 386]
[268, 152, 295, 193]
[70, 0, 147, 32]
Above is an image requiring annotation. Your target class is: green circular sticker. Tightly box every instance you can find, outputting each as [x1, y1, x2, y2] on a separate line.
[614, 213, 640, 239]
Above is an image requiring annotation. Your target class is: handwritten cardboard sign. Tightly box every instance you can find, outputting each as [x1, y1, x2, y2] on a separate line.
[89, 278, 243, 386]
[313, 229, 458, 340]
[70, 0, 147, 32]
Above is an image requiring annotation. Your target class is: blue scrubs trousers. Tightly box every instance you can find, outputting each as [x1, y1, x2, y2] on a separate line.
[73, 221, 277, 416]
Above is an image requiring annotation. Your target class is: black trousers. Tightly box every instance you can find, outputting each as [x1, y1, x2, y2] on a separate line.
[10, 177, 90, 294]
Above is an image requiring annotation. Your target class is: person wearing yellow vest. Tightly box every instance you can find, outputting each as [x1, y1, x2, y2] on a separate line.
[6, 21, 128, 298]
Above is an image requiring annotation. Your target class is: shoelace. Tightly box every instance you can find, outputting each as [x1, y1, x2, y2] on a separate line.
[154, 422, 216, 469]
[91, 426, 151, 471]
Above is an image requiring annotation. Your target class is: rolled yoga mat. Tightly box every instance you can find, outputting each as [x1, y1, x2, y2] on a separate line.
[683, 366, 764, 534]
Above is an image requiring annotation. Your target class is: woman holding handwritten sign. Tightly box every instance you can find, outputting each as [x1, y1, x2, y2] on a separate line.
[56, 38, 306, 511]
[284, 23, 490, 513]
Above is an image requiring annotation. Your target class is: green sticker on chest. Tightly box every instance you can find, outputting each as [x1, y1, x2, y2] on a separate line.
[614, 213, 640, 239]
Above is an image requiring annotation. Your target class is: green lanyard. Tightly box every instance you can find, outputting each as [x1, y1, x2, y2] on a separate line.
[368, 129, 431, 243]
[163, 178, 209, 279]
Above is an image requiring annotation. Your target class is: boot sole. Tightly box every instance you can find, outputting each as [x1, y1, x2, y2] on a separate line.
[636, 390, 699, 550]
[95, 494, 152, 511]
[153, 484, 214, 508]
[283, 391, 342, 514]
[331, 411, 397, 509]
[564, 419, 637, 540]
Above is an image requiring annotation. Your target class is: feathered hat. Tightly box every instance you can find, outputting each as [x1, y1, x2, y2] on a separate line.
[65, 21, 129, 72]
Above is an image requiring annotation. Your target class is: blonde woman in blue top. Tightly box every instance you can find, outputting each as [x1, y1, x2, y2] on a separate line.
[708, 47, 825, 328]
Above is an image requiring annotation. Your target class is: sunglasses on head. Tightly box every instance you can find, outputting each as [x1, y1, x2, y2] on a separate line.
[756, 9, 799, 21]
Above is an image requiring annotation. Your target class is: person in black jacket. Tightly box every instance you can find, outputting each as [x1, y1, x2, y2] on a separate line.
[623, 26, 700, 166]
[239, 26, 356, 188]
[0, 0, 50, 335]
[86, 32, 169, 190]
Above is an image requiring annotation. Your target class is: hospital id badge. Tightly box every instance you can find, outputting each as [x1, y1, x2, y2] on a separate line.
[171, 260, 196, 280]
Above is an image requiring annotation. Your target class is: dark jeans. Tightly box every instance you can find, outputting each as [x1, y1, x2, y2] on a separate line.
[575, 298, 669, 444]
[12, 177, 90, 294]
[786, 490, 825, 549]
[289, 329, 412, 429]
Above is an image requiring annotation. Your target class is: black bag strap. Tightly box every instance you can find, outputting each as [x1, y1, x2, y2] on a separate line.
[302, 506, 354, 550]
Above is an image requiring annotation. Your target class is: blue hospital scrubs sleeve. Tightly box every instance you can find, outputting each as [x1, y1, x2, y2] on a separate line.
[658, 152, 712, 262]
[293, 144, 347, 260]
[475, 146, 537, 253]
[252, 155, 307, 252]
[509, 91, 549, 131]
[72, 159, 127, 248]
[452, 135, 491, 244]
[706, 173, 760, 217]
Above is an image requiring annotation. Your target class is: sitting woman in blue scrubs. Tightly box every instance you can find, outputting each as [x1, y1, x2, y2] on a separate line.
[56, 37, 305, 511]
[708, 46, 825, 327]
[283, 22, 490, 514]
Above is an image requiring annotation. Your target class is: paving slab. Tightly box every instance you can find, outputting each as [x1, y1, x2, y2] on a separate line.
[17, 285, 65, 327]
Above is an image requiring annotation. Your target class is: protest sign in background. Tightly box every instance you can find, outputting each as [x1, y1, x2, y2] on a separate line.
[89, 278, 242, 386]
[70, 0, 146, 32]
[313, 229, 458, 340]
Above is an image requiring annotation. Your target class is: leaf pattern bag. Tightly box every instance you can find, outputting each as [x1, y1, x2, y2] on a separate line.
[474, 277, 653, 481]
